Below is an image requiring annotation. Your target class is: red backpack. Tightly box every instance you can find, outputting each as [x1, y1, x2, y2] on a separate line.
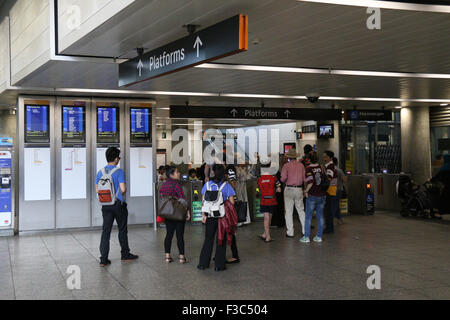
[258, 176, 277, 206]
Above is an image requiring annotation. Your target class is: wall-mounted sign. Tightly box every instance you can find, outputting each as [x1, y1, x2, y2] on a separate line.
[344, 110, 392, 121]
[170, 106, 342, 121]
[119, 14, 248, 87]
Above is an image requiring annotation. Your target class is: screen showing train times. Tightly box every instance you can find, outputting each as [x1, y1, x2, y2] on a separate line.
[97, 106, 120, 143]
[25, 105, 50, 143]
[130, 108, 151, 144]
[62, 106, 86, 143]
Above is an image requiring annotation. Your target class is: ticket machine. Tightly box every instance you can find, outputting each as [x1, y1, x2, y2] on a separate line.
[55, 99, 91, 228]
[190, 180, 203, 224]
[0, 138, 14, 236]
[18, 97, 56, 231]
[91, 100, 125, 227]
[125, 102, 155, 224]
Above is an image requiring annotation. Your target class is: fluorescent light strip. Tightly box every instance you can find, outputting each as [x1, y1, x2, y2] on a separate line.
[219, 93, 450, 103]
[297, 0, 450, 13]
[9, 86, 450, 104]
[196, 63, 450, 79]
[197, 63, 329, 75]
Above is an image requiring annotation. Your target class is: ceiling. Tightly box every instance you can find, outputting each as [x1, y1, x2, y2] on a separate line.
[3, 0, 450, 110]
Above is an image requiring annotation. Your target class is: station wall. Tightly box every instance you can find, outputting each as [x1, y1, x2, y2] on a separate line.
[57, 0, 136, 53]
[0, 18, 9, 93]
[9, 0, 51, 85]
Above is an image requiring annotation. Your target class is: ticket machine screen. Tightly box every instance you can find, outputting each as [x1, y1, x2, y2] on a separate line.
[62, 106, 86, 143]
[25, 105, 50, 143]
[130, 108, 151, 144]
[97, 107, 120, 143]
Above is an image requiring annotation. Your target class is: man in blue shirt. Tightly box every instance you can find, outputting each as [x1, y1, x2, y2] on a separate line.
[95, 147, 138, 267]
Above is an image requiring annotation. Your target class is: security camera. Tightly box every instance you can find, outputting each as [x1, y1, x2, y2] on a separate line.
[306, 93, 320, 103]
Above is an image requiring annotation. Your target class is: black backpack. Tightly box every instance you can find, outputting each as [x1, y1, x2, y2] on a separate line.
[319, 166, 330, 192]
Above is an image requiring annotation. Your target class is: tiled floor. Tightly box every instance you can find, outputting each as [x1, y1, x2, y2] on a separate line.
[0, 212, 449, 300]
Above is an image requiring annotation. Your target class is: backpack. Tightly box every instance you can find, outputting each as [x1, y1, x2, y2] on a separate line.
[97, 167, 120, 205]
[318, 166, 330, 193]
[259, 176, 276, 201]
[202, 181, 226, 218]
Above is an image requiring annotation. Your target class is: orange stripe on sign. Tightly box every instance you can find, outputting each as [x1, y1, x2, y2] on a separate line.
[25, 100, 50, 105]
[239, 15, 248, 51]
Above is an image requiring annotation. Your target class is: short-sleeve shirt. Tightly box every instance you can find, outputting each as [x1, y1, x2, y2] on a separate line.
[325, 161, 337, 186]
[336, 168, 345, 191]
[201, 180, 235, 200]
[305, 164, 326, 197]
[96, 165, 126, 202]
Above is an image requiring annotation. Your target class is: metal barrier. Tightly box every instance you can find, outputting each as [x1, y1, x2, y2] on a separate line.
[346, 174, 403, 214]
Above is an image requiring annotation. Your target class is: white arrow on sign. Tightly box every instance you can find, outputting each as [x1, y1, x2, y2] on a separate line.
[137, 59, 144, 77]
[193, 36, 203, 58]
[284, 110, 291, 118]
[231, 109, 238, 117]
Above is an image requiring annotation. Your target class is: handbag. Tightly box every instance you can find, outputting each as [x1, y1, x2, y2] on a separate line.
[235, 200, 248, 223]
[158, 195, 187, 221]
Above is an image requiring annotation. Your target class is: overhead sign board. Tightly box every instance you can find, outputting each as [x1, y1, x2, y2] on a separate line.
[170, 106, 342, 121]
[119, 14, 248, 87]
[344, 110, 392, 121]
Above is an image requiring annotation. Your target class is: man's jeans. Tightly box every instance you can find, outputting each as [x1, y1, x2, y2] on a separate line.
[305, 195, 326, 238]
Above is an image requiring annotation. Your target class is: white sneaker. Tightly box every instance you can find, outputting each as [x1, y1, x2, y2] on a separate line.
[300, 236, 310, 243]
[313, 236, 322, 243]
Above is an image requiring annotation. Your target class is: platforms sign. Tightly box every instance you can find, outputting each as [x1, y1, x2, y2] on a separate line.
[119, 14, 248, 87]
[170, 106, 343, 121]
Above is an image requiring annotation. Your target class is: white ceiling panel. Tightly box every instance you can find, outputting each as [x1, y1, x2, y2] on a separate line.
[5, 0, 449, 109]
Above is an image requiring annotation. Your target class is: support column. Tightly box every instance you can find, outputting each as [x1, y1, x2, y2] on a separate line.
[401, 107, 431, 183]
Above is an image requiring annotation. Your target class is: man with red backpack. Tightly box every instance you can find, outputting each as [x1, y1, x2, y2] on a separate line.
[258, 163, 281, 243]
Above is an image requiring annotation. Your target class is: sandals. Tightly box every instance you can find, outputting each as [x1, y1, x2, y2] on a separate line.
[179, 257, 189, 264]
[265, 239, 274, 243]
[258, 235, 266, 241]
[165, 257, 174, 263]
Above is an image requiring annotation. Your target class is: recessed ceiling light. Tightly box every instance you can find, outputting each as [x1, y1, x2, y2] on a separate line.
[441, 104, 449, 106]
[395, 106, 402, 109]
[196, 63, 450, 79]
[296, 0, 450, 13]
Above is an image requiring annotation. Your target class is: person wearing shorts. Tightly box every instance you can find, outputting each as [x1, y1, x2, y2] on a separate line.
[258, 163, 281, 243]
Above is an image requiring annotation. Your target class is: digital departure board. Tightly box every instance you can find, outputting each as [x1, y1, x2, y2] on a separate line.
[130, 108, 151, 144]
[97, 106, 120, 143]
[62, 106, 86, 143]
[25, 105, 50, 143]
